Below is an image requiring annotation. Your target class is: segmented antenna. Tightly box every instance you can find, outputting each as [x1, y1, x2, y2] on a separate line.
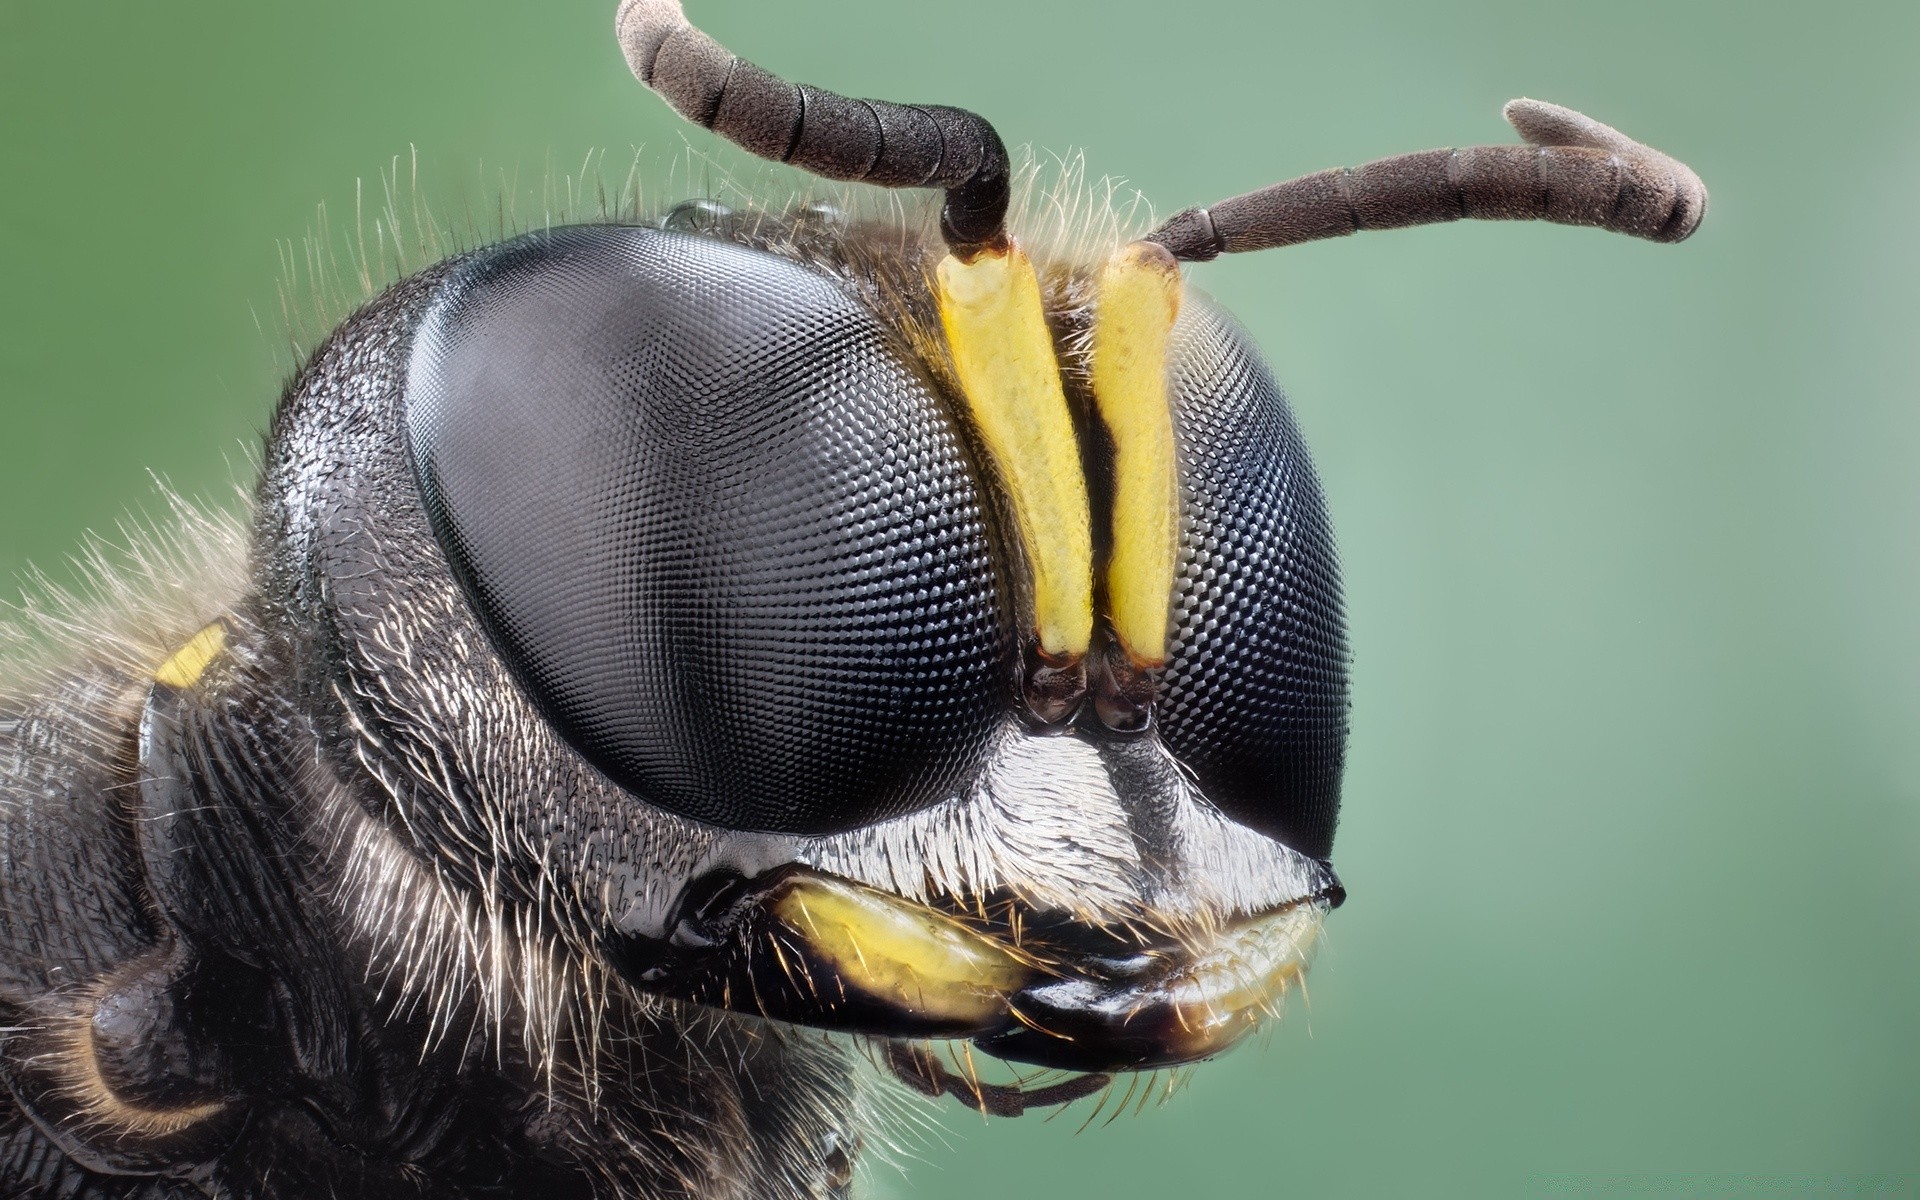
[1148, 99, 1707, 261]
[615, 0, 1012, 254]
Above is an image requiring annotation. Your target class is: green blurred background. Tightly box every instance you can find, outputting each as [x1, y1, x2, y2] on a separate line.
[2, 0, 1914, 1194]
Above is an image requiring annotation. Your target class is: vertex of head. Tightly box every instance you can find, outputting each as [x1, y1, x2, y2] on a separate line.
[613, 0, 1706, 738]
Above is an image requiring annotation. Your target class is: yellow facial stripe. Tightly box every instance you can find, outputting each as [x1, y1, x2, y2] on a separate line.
[936, 245, 1094, 661]
[1090, 241, 1183, 667]
[770, 874, 1034, 1028]
[153, 622, 228, 690]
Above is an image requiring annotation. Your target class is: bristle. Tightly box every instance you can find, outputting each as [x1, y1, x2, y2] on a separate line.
[0, 487, 251, 726]
[269, 143, 1153, 376]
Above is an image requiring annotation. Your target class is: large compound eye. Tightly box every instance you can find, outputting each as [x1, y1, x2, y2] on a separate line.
[1157, 299, 1349, 859]
[403, 226, 1009, 834]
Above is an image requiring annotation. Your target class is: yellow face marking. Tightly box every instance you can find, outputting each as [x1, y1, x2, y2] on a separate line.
[153, 622, 228, 690]
[770, 874, 1035, 1028]
[1090, 241, 1184, 667]
[936, 245, 1094, 661]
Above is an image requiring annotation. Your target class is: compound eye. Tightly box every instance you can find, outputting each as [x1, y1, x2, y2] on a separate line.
[404, 226, 1008, 834]
[1157, 300, 1349, 859]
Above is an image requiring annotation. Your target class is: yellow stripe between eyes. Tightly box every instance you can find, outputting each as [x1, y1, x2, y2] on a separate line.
[936, 244, 1094, 661]
[1090, 241, 1183, 667]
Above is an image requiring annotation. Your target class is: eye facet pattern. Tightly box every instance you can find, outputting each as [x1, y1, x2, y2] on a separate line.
[405, 226, 1009, 835]
[1157, 300, 1350, 860]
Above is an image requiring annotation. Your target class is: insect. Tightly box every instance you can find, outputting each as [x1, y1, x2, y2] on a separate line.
[0, 1, 1704, 1196]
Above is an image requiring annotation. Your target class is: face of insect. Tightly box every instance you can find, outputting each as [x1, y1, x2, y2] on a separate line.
[271, 214, 1347, 1084]
[0, 2, 1704, 1191]
[270, 0, 1697, 1082]
[252, 0, 1699, 1112]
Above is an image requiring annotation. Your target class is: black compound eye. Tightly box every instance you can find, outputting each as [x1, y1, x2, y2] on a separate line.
[1158, 300, 1350, 860]
[403, 225, 1009, 835]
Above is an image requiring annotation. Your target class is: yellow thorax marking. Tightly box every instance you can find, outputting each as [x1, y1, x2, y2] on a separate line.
[936, 244, 1094, 662]
[153, 622, 227, 690]
[1090, 241, 1184, 667]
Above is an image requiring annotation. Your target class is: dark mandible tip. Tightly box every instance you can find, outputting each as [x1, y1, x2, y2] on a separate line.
[616, 0, 1012, 255]
[1147, 97, 1707, 262]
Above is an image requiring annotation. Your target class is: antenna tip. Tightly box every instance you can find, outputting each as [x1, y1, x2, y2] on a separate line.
[616, 0, 690, 83]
